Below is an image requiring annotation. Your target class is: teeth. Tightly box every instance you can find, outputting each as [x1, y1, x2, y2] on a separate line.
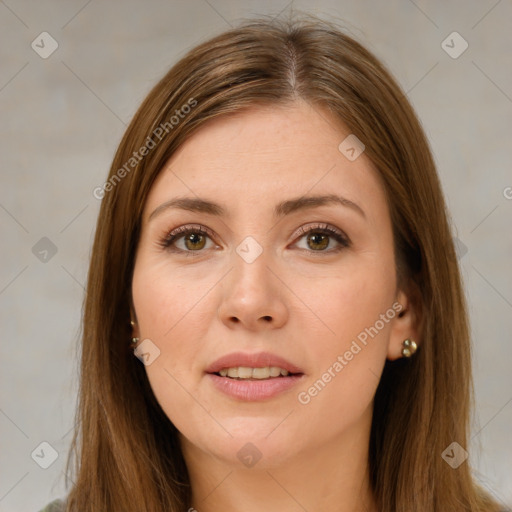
[238, 366, 253, 379]
[218, 366, 291, 379]
[252, 367, 269, 379]
[269, 366, 281, 377]
[226, 367, 238, 378]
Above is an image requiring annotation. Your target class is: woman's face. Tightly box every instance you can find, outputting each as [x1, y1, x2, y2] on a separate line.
[132, 100, 413, 469]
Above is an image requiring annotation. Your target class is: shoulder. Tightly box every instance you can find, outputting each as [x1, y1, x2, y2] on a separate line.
[38, 498, 66, 512]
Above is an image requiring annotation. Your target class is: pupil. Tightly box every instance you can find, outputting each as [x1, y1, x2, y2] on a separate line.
[308, 233, 328, 250]
[185, 233, 205, 250]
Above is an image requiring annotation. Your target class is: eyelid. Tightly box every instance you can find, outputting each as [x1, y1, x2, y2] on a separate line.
[167, 223, 215, 239]
[290, 222, 351, 252]
[291, 222, 347, 241]
[158, 223, 218, 250]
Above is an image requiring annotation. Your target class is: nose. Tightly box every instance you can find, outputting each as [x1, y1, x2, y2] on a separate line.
[217, 248, 289, 331]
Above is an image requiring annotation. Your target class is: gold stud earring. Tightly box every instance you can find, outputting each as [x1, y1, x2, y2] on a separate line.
[401, 338, 417, 358]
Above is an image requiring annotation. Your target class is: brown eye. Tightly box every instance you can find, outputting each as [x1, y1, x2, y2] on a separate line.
[306, 232, 330, 251]
[159, 224, 217, 256]
[184, 232, 207, 251]
[293, 223, 351, 254]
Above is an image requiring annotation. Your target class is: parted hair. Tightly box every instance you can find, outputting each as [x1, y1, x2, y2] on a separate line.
[65, 13, 505, 512]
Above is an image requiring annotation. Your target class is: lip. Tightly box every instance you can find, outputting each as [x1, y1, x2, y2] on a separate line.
[207, 373, 305, 401]
[205, 351, 304, 375]
[205, 351, 305, 401]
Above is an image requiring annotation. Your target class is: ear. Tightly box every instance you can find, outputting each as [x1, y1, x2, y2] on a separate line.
[387, 283, 422, 361]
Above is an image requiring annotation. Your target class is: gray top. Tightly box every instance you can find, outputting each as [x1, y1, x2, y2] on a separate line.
[39, 497, 512, 511]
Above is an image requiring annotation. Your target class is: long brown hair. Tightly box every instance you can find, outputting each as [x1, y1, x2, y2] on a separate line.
[66, 13, 505, 511]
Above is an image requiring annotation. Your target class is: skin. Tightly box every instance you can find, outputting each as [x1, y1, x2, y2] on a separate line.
[131, 99, 421, 512]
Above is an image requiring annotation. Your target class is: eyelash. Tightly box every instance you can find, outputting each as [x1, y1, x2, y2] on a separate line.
[157, 223, 351, 257]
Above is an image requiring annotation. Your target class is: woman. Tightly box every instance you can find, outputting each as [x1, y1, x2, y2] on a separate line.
[40, 14, 509, 512]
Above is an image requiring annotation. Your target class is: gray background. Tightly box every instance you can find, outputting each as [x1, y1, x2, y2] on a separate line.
[1, 1, 511, 510]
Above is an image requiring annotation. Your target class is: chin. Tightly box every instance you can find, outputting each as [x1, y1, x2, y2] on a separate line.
[217, 438, 296, 471]
[184, 420, 300, 470]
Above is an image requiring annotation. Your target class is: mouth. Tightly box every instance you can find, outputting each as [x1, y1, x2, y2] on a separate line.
[206, 351, 304, 375]
[214, 366, 299, 380]
[205, 352, 305, 401]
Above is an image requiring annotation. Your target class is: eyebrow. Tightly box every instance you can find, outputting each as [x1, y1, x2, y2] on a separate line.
[148, 194, 366, 222]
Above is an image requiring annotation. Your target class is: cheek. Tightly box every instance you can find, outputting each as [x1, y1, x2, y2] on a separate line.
[293, 251, 396, 345]
[292, 256, 395, 419]
[132, 254, 217, 341]
[131, 255, 218, 430]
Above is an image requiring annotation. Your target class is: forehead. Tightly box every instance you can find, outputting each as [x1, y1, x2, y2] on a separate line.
[143, 100, 387, 222]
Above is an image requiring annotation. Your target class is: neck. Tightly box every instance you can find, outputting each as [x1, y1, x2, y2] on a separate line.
[181, 404, 378, 512]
